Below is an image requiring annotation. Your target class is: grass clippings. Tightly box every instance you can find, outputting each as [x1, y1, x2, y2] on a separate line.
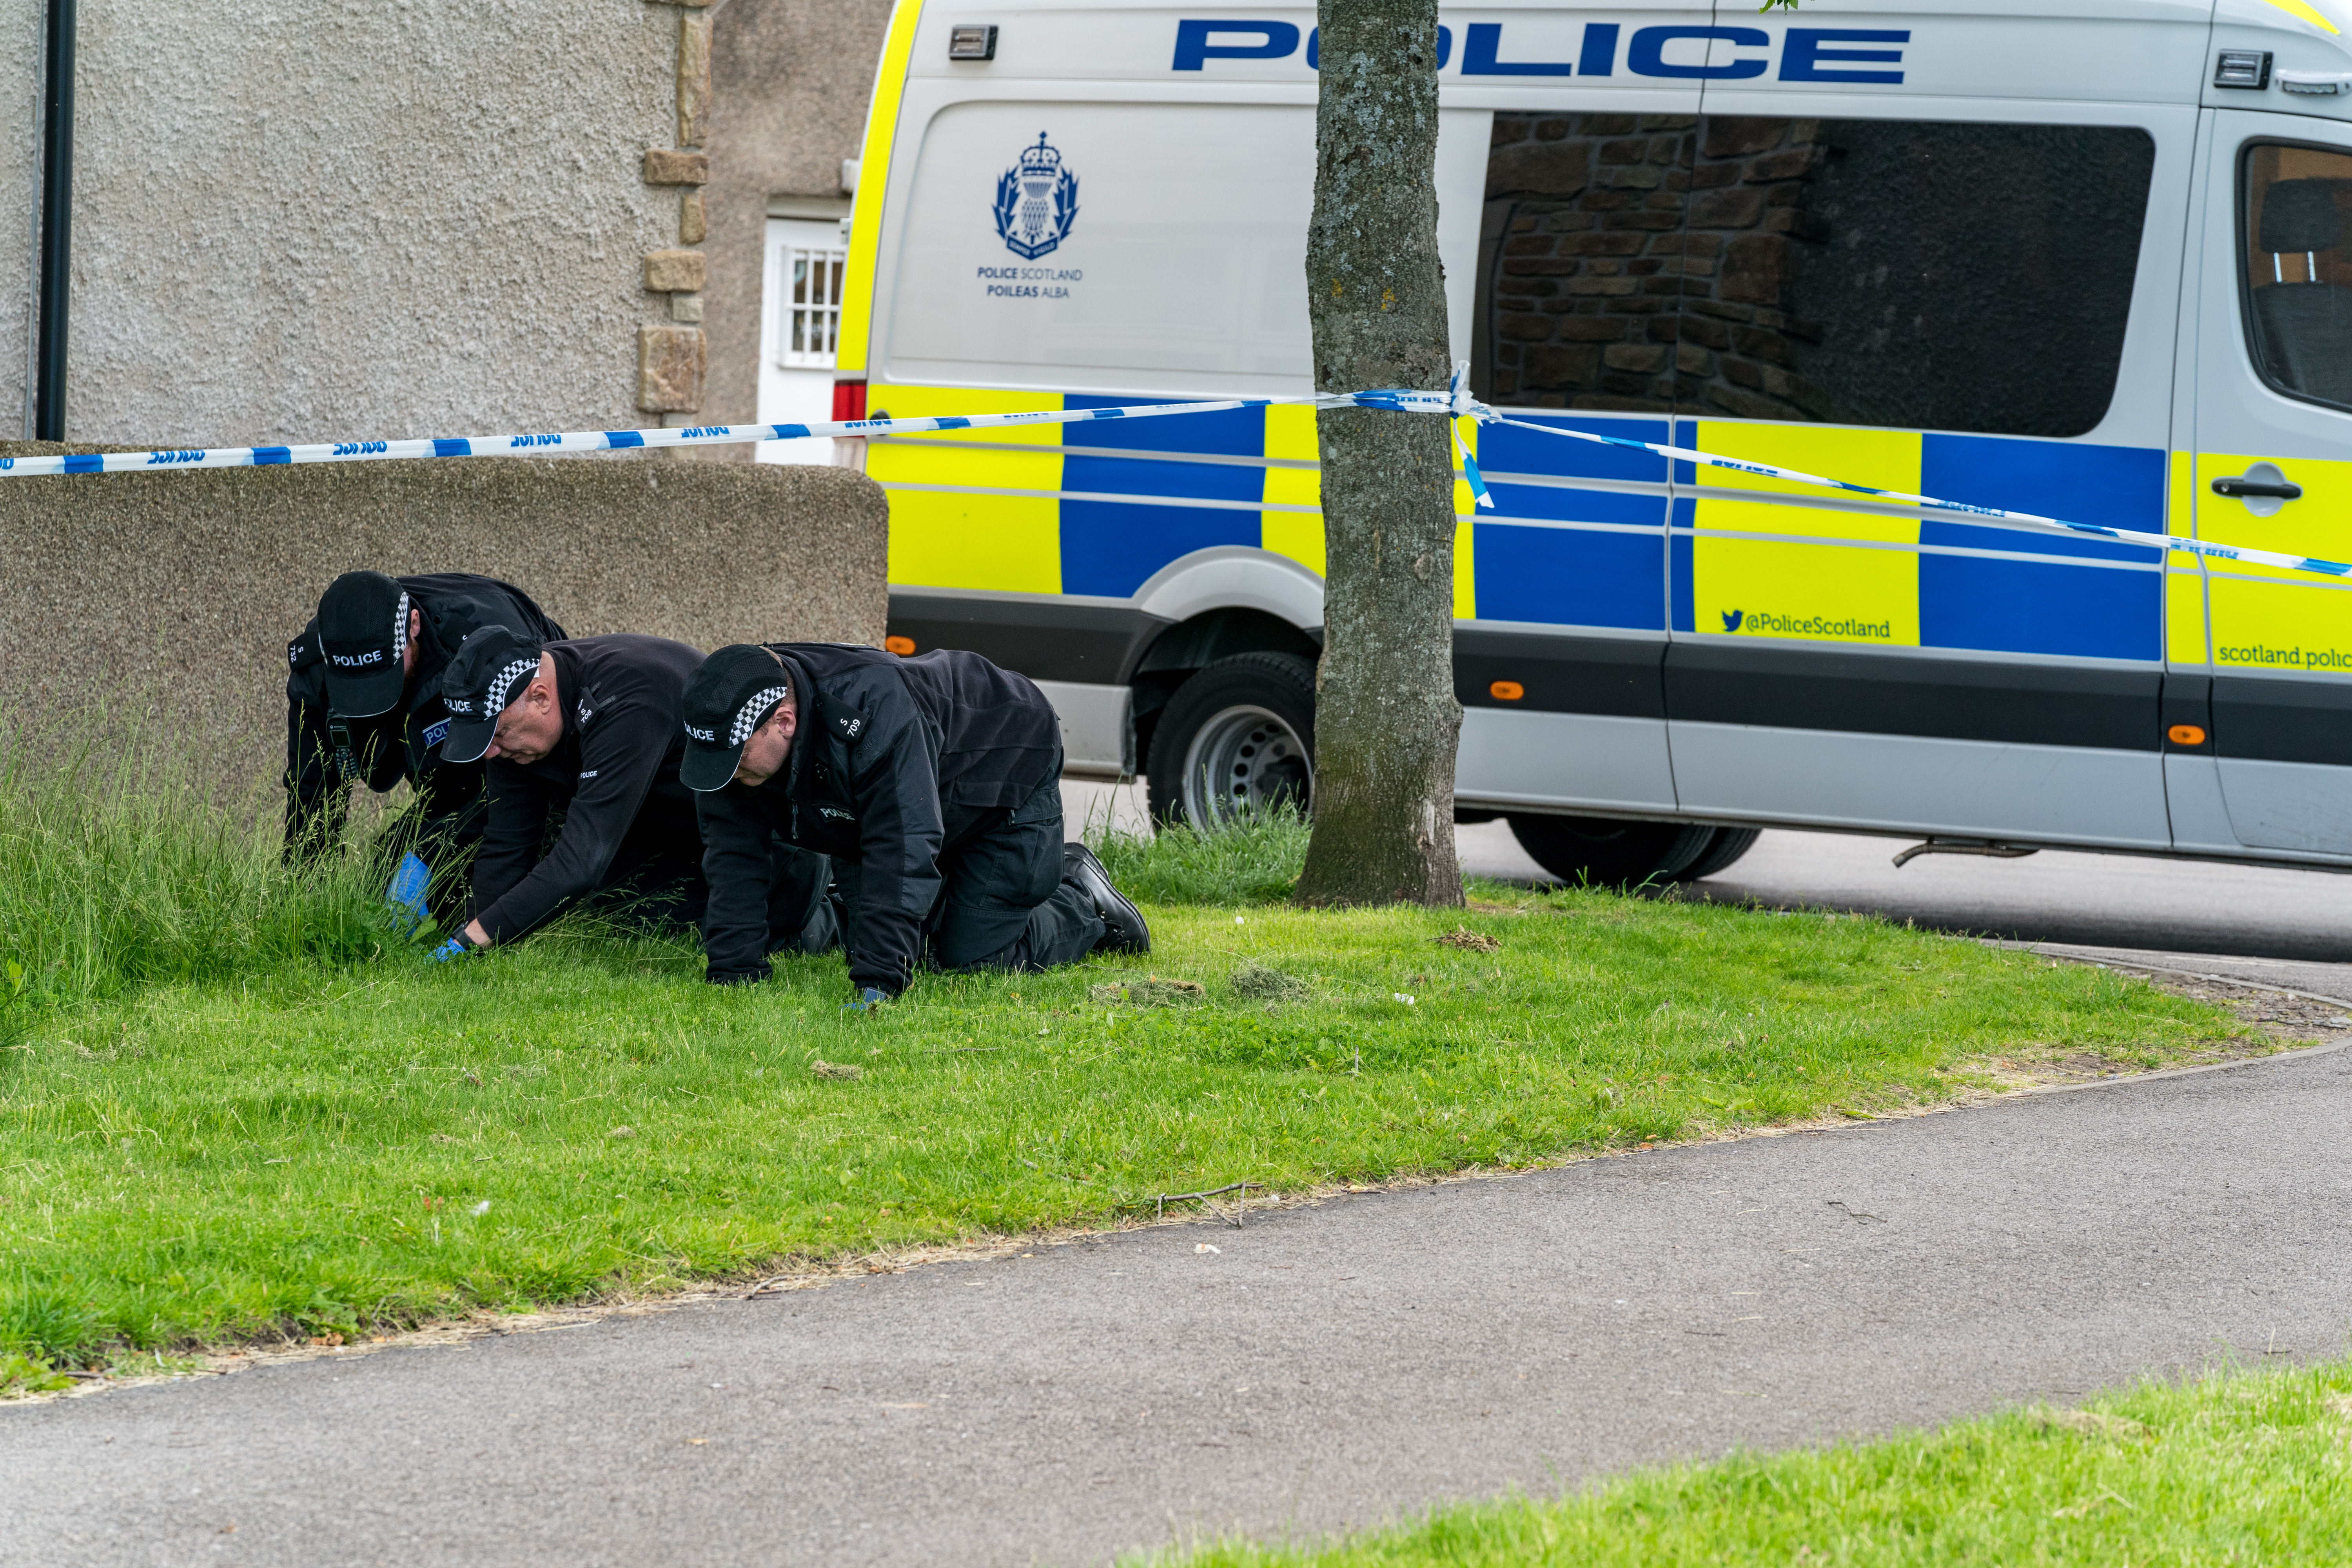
[1437, 928, 1502, 954]
[1094, 975, 1207, 1007]
[1230, 962, 1309, 1003]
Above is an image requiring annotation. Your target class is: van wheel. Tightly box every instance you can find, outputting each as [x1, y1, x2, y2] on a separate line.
[1146, 653, 1317, 830]
[1675, 828, 1760, 882]
[1506, 813, 1717, 889]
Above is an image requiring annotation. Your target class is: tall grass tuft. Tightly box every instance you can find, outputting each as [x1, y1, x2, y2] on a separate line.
[1088, 807, 1310, 906]
[0, 731, 392, 1016]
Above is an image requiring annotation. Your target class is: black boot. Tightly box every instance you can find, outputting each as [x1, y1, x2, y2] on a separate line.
[1062, 842, 1150, 954]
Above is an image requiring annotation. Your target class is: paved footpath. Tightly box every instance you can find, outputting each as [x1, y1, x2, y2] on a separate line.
[7, 1044, 2352, 1567]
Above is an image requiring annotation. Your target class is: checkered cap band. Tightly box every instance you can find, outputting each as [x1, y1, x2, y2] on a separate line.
[485, 656, 539, 716]
[391, 591, 410, 662]
[731, 686, 789, 746]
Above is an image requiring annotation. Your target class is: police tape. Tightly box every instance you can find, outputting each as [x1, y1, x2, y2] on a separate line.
[0, 396, 1296, 475]
[6, 375, 2344, 582]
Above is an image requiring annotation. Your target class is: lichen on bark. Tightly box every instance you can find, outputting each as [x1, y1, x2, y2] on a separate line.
[1291, 0, 1463, 909]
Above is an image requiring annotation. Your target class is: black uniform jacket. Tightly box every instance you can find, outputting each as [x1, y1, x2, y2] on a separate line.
[469, 635, 704, 944]
[697, 643, 1063, 993]
[283, 573, 564, 855]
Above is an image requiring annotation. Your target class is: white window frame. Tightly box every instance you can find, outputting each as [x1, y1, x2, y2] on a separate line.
[773, 239, 847, 370]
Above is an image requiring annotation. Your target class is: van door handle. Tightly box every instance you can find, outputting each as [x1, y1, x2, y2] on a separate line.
[2212, 474, 2303, 500]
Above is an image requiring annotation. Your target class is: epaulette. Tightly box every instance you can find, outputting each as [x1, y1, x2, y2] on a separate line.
[826, 700, 869, 745]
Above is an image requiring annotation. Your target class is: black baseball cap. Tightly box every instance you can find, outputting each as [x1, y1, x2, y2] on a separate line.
[317, 571, 412, 718]
[437, 625, 546, 765]
[680, 644, 793, 792]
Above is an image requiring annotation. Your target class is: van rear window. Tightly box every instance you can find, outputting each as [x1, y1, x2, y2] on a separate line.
[1472, 114, 2155, 438]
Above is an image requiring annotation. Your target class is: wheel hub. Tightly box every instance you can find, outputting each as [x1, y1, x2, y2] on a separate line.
[1180, 704, 1312, 828]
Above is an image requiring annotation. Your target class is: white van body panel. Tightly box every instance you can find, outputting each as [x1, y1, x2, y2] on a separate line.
[1669, 724, 2175, 847]
[1131, 546, 1327, 628]
[1459, 706, 1680, 813]
[1034, 679, 1136, 777]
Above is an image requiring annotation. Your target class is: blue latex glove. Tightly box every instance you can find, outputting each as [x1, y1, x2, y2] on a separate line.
[428, 935, 474, 964]
[842, 986, 890, 1012]
[385, 853, 431, 938]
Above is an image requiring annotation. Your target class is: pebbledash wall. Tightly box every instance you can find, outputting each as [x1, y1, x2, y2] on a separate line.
[0, 0, 39, 436]
[0, 0, 889, 447]
[0, 454, 889, 798]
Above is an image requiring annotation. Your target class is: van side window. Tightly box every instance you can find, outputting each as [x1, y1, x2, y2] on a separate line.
[2240, 143, 2352, 414]
[1473, 116, 2154, 438]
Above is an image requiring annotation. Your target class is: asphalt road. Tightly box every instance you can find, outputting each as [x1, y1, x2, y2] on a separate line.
[8, 1043, 2351, 1568]
[1456, 817, 2352, 995]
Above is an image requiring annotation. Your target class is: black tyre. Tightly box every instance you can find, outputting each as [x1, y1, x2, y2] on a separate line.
[1145, 652, 1317, 830]
[1675, 827, 1760, 882]
[1506, 813, 1717, 889]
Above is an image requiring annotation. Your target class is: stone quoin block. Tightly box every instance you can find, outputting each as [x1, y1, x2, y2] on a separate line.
[637, 325, 708, 412]
[679, 191, 707, 245]
[642, 149, 710, 186]
[677, 8, 713, 148]
[643, 249, 708, 293]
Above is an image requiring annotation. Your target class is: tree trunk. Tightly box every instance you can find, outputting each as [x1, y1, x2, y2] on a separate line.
[1291, 0, 1462, 909]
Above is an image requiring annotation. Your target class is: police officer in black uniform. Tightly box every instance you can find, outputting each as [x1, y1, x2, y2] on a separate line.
[678, 641, 1149, 1002]
[429, 625, 732, 959]
[283, 570, 564, 928]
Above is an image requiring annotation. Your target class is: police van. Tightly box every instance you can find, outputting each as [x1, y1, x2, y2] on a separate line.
[833, 0, 2352, 886]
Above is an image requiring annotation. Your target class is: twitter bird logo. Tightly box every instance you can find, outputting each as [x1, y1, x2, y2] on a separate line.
[1721, 609, 1744, 633]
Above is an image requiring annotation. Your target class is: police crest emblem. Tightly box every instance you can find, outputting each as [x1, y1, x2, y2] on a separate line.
[993, 132, 1080, 260]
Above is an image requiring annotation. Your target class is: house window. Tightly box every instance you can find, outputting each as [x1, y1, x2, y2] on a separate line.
[777, 242, 846, 368]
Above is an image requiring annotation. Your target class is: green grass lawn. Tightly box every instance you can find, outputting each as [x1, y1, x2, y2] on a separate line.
[1159, 1357, 2352, 1566]
[0, 814, 2254, 1379]
[0, 764, 2257, 1377]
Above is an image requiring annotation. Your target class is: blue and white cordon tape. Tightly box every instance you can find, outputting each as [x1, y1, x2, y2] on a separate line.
[5, 365, 2342, 581]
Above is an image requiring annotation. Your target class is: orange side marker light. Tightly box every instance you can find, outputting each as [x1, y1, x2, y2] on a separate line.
[1490, 680, 1524, 701]
[2168, 723, 2207, 746]
[884, 635, 916, 656]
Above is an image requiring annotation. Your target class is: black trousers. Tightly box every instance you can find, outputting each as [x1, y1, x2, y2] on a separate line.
[824, 778, 1105, 978]
[575, 793, 712, 935]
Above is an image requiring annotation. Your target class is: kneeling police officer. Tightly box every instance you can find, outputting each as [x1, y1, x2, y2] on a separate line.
[679, 641, 1149, 1001]
[430, 626, 712, 958]
[284, 570, 565, 927]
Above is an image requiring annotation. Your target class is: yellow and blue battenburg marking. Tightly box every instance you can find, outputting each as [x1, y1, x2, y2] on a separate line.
[1672, 423, 2172, 661]
[872, 389, 2343, 675]
[871, 388, 1484, 617]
